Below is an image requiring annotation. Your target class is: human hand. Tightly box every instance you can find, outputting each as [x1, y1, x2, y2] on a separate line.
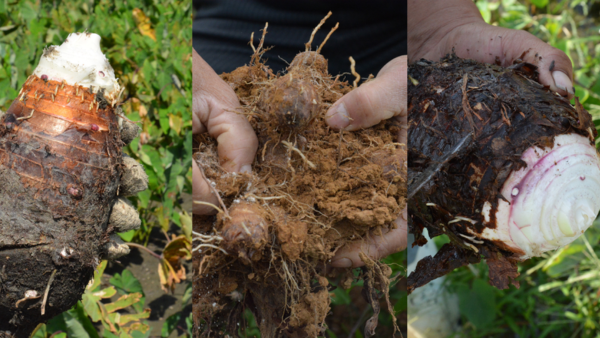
[192, 49, 258, 215]
[408, 0, 574, 99]
[327, 56, 408, 268]
[325, 56, 407, 131]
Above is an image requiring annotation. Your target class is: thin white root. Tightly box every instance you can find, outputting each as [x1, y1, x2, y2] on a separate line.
[193, 243, 228, 255]
[193, 200, 224, 214]
[250, 32, 256, 53]
[192, 230, 223, 243]
[17, 109, 34, 121]
[192, 231, 226, 253]
[198, 166, 231, 219]
[349, 57, 360, 89]
[306, 11, 332, 51]
[15, 291, 41, 308]
[246, 194, 285, 201]
[317, 22, 339, 53]
[282, 141, 316, 169]
[257, 22, 268, 54]
[41, 269, 57, 315]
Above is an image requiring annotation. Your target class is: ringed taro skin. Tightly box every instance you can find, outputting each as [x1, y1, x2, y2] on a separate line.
[0, 33, 146, 335]
[407, 54, 600, 293]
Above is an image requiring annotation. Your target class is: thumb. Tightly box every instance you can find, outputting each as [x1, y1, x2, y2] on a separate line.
[449, 24, 575, 99]
[325, 56, 407, 131]
[496, 28, 574, 98]
[194, 50, 258, 172]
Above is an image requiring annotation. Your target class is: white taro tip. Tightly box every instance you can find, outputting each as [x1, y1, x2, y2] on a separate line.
[33, 32, 120, 100]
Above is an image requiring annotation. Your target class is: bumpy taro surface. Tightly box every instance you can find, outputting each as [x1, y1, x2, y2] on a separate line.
[407, 54, 600, 294]
[0, 33, 144, 336]
[194, 22, 406, 338]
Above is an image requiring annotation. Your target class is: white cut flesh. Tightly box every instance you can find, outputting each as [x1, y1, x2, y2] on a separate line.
[33, 32, 120, 100]
[475, 133, 600, 259]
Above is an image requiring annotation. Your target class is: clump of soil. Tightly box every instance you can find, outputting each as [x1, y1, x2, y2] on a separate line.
[194, 15, 405, 338]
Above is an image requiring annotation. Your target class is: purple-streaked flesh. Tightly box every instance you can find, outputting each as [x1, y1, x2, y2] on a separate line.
[472, 134, 600, 259]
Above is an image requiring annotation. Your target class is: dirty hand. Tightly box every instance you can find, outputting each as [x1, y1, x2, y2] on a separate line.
[192, 49, 259, 215]
[408, 0, 574, 99]
[325, 55, 407, 132]
[104, 115, 149, 260]
[327, 56, 408, 268]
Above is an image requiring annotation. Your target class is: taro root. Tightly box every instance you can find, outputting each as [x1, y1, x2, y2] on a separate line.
[195, 13, 405, 338]
[407, 54, 600, 293]
[0, 33, 147, 336]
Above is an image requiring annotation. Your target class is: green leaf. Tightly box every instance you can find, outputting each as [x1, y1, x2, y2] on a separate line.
[180, 210, 192, 241]
[31, 324, 48, 338]
[457, 279, 496, 328]
[182, 282, 192, 305]
[393, 292, 407, 314]
[530, 0, 549, 8]
[104, 293, 143, 313]
[63, 302, 100, 338]
[118, 229, 136, 242]
[161, 313, 181, 337]
[110, 269, 145, 295]
[330, 286, 351, 305]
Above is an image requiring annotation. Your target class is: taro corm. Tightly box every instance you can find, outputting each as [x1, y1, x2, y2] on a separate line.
[407, 54, 600, 294]
[0, 33, 147, 336]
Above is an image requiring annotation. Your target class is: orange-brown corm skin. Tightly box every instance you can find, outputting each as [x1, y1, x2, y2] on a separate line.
[2, 75, 121, 220]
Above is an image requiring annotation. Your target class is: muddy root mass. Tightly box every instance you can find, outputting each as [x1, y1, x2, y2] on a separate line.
[194, 27, 405, 338]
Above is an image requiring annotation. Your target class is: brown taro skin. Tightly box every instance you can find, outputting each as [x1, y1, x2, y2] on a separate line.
[220, 202, 270, 265]
[0, 75, 121, 334]
[407, 54, 596, 293]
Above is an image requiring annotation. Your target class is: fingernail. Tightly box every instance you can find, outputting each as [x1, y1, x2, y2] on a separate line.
[552, 71, 573, 94]
[325, 103, 351, 130]
[330, 258, 353, 268]
[240, 165, 252, 174]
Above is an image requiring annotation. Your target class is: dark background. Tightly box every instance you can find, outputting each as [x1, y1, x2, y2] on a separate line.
[194, 0, 407, 78]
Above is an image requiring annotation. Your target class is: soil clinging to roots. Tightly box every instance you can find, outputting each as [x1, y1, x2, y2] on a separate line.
[194, 14, 406, 338]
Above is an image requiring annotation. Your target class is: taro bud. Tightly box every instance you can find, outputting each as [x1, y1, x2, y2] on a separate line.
[408, 55, 600, 289]
[0, 33, 131, 331]
[258, 52, 323, 132]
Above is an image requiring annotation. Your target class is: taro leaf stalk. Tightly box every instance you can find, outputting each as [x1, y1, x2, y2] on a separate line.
[407, 54, 600, 293]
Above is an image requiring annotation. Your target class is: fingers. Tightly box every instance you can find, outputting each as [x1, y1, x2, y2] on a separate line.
[193, 160, 220, 215]
[445, 23, 575, 99]
[193, 49, 258, 173]
[325, 56, 407, 131]
[108, 197, 141, 233]
[330, 207, 408, 268]
[119, 155, 149, 196]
